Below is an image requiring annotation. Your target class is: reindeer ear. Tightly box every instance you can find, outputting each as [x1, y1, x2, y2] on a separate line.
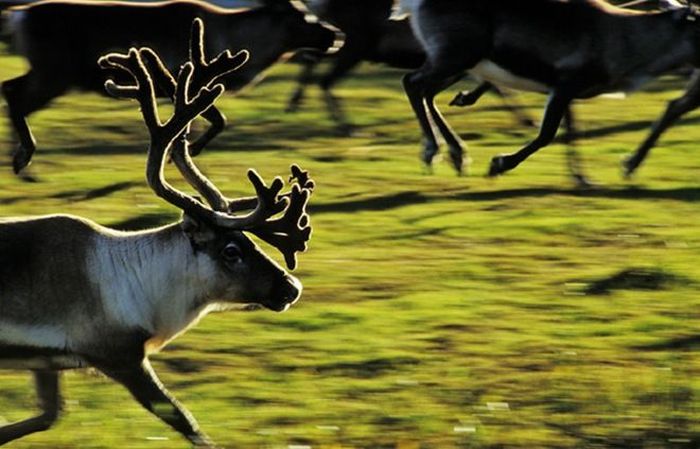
[182, 214, 216, 249]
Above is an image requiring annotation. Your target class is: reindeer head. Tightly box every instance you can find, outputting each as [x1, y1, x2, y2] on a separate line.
[98, 19, 314, 312]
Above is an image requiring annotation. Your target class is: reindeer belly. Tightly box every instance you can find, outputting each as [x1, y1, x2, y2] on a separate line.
[0, 343, 87, 370]
[469, 60, 550, 94]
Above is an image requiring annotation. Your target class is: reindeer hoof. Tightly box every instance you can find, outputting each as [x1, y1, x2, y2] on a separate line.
[11, 148, 32, 175]
[421, 141, 439, 165]
[335, 124, 356, 137]
[448, 148, 466, 176]
[488, 155, 506, 177]
[520, 117, 538, 128]
[449, 91, 476, 107]
[621, 155, 638, 179]
[285, 99, 301, 113]
[572, 174, 597, 190]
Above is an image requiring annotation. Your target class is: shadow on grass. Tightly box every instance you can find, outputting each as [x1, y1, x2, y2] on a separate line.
[636, 335, 700, 351]
[313, 186, 700, 214]
[547, 421, 700, 449]
[1, 181, 138, 205]
[52, 181, 138, 201]
[580, 267, 687, 296]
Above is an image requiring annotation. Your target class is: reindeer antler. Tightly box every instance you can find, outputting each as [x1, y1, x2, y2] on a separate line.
[97, 19, 315, 269]
[249, 165, 313, 270]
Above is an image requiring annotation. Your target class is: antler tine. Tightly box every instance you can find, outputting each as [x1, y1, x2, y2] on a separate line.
[99, 49, 162, 131]
[226, 164, 315, 214]
[138, 20, 248, 213]
[189, 18, 249, 88]
[249, 180, 313, 270]
[100, 47, 234, 225]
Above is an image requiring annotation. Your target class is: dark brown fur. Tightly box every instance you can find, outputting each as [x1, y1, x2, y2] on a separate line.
[404, 0, 700, 177]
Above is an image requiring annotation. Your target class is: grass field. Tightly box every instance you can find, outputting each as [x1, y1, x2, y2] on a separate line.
[1, 42, 700, 449]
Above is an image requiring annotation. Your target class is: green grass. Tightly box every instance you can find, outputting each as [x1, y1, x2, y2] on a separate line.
[1, 43, 700, 449]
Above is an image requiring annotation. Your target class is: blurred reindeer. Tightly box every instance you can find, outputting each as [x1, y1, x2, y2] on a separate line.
[285, 0, 536, 136]
[403, 0, 700, 181]
[1, 0, 341, 176]
[0, 19, 315, 447]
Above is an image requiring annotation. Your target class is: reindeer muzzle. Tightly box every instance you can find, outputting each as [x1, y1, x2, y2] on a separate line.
[263, 275, 302, 312]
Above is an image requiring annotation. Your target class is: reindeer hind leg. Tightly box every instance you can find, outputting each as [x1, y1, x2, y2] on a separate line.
[0, 370, 62, 445]
[2, 71, 66, 176]
[623, 70, 700, 177]
[286, 52, 320, 113]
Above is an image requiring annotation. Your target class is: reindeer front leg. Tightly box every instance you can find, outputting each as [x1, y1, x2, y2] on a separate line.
[96, 359, 216, 448]
[449, 81, 493, 107]
[624, 70, 700, 177]
[0, 370, 63, 445]
[404, 65, 468, 174]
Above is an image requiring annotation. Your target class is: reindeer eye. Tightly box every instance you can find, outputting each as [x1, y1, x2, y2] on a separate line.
[221, 243, 243, 263]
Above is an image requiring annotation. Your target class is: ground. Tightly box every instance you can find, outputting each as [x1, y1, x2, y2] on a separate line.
[1, 44, 699, 448]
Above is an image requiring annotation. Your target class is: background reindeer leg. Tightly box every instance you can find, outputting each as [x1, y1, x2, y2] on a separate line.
[560, 106, 594, 188]
[450, 81, 493, 107]
[0, 370, 62, 445]
[317, 37, 371, 136]
[286, 51, 322, 113]
[423, 72, 466, 174]
[489, 90, 573, 177]
[624, 69, 700, 177]
[491, 85, 538, 128]
[451, 82, 537, 128]
[2, 71, 67, 176]
[404, 58, 470, 173]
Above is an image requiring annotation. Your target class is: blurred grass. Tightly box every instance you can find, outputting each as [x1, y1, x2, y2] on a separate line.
[1, 41, 700, 449]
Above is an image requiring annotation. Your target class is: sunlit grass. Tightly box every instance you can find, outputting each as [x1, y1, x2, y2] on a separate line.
[1, 41, 699, 448]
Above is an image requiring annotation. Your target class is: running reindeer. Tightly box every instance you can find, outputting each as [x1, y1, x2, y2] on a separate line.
[404, 0, 700, 178]
[1, 0, 340, 175]
[286, 0, 535, 136]
[0, 19, 314, 448]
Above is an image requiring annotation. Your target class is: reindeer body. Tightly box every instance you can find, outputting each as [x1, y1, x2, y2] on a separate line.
[0, 214, 297, 372]
[7, 0, 333, 92]
[2, 0, 339, 174]
[405, 0, 700, 176]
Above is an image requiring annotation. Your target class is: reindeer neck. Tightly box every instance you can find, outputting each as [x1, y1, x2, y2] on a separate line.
[87, 223, 219, 351]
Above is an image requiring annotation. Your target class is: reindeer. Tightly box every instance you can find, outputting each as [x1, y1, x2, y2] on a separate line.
[1, 0, 340, 176]
[0, 19, 315, 448]
[403, 0, 700, 179]
[285, 0, 535, 136]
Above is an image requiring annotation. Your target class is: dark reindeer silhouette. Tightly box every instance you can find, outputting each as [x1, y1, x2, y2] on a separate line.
[403, 0, 700, 179]
[286, 0, 535, 136]
[1, 0, 340, 176]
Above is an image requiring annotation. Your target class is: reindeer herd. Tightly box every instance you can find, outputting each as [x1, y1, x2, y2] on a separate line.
[0, 0, 699, 447]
